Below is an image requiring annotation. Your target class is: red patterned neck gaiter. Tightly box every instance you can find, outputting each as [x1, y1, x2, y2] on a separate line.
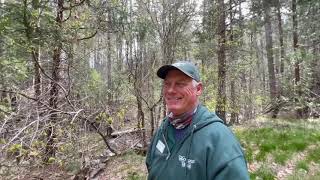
[168, 107, 197, 129]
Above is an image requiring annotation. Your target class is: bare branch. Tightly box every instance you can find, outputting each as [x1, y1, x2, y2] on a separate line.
[77, 30, 98, 41]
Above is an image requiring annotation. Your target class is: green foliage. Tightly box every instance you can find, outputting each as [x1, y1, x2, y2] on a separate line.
[64, 160, 82, 173]
[83, 69, 108, 104]
[8, 144, 23, 154]
[117, 109, 126, 120]
[254, 95, 268, 107]
[127, 171, 145, 180]
[236, 123, 320, 165]
[117, 108, 126, 127]
[273, 150, 291, 165]
[250, 165, 275, 180]
[242, 144, 254, 163]
[201, 66, 218, 111]
[96, 112, 110, 124]
[0, 103, 11, 119]
[7, 143, 28, 161]
[306, 146, 320, 163]
[124, 151, 146, 179]
[296, 160, 309, 171]
[0, 138, 6, 144]
[47, 157, 56, 164]
[204, 95, 217, 112]
[0, 57, 29, 87]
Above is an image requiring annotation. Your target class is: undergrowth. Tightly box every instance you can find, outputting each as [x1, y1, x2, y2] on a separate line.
[235, 118, 320, 179]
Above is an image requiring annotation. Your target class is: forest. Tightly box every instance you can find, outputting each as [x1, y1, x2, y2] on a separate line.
[0, 0, 319, 179]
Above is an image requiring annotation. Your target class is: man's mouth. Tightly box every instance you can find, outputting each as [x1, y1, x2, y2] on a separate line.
[166, 97, 182, 102]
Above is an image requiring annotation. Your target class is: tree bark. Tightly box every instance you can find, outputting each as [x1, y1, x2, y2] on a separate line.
[263, 0, 278, 118]
[44, 0, 64, 162]
[216, 0, 227, 122]
[276, 1, 285, 74]
[107, 8, 112, 104]
[276, 0, 285, 113]
[292, 0, 302, 118]
[228, 0, 238, 125]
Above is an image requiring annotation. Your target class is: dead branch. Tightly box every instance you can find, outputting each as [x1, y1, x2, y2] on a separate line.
[111, 128, 145, 138]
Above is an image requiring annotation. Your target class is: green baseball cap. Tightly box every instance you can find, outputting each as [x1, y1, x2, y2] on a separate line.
[157, 61, 200, 82]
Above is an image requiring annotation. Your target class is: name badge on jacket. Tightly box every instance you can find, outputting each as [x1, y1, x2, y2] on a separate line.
[156, 140, 165, 153]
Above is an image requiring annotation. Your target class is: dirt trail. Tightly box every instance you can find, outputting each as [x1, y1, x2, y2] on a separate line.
[272, 145, 317, 180]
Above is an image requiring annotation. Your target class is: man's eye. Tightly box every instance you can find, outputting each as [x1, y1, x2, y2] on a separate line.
[176, 82, 185, 87]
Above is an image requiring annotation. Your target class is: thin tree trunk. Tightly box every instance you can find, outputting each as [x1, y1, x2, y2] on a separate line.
[156, 105, 162, 129]
[276, 2, 285, 74]
[260, 38, 266, 93]
[44, 0, 64, 162]
[216, 0, 227, 123]
[228, 0, 238, 125]
[309, 4, 319, 103]
[107, 9, 112, 104]
[276, 1, 285, 113]
[33, 50, 41, 100]
[292, 0, 302, 118]
[263, 0, 278, 118]
[150, 107, 154, 137]
[310, 41, 319, 98]
[248, 69, 253, 119]
[240, 72, 249, 119]
[117, 32, 123, 71]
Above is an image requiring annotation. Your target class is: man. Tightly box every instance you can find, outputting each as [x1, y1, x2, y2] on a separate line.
[146, 61, 249, 180]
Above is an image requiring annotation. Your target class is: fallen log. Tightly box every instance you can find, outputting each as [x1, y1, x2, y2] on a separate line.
[111, 128, 145, 138]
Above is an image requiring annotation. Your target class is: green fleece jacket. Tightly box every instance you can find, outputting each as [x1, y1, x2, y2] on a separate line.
[146, 105, 249, 180]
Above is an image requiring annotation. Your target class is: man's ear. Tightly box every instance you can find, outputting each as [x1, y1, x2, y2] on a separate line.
[196, 82, 203, 96]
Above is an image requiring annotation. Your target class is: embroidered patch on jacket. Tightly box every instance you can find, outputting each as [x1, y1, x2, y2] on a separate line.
[178, 155, 195, 170]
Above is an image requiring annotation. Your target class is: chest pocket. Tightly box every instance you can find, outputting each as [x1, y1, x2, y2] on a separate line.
[150, 140, 169, 167]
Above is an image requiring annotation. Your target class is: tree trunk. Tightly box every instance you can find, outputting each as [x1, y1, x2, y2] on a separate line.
[230, 80, 237, 124]
[117, 32, 123, 71]
[216, 0, 227, 123]
[309, 4, 320, 107]
[150, 107, 155, 137]
[260, 38, 266, 93]
[136, 95, 146, 147]
[276, 1, 285, 74]
[44, 0, 64, 162]
[276, 0, 285, 114]
[107, 9, 112, 104]
[228, 0, 238, 125]
[33, 49, 41, 100]
[263, 0, 278, 118]
[292, 0, 302, 118]
[311, 41, 320, 99]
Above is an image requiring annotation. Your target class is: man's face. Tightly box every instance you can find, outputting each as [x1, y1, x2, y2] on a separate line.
[163, 70, 202, 116]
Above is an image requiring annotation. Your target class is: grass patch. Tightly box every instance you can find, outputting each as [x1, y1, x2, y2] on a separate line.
[287, 168, 320, 180]
[309, 171, 320, 180]
[127, 171, 145, 180]
[273, 150, 291, 165]
[250, 165, 275, 180]
[235, 123, 320, 165]
[242, 145, 254, 163]
[106, 150, 147, 179]
[296, 160, 309, 171]
[306, 146, 320, 163]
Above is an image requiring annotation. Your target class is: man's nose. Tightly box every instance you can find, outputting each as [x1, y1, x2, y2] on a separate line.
[166, 84, 176, 93]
